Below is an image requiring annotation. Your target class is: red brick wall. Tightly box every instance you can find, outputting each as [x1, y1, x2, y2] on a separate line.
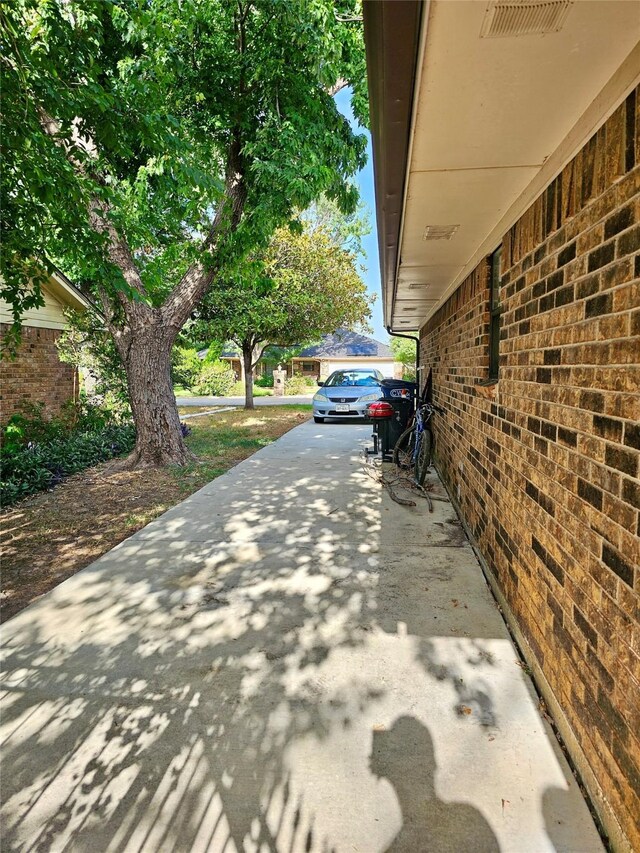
[0, 324, 78, 425]
[421, 90, 639, 850]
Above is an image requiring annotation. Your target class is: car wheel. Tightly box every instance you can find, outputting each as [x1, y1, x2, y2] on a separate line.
[314, 416, 325, 423]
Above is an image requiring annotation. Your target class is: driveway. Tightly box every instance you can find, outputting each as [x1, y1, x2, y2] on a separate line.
[0, 423, 603, 852]
[176, 394, 313, 407]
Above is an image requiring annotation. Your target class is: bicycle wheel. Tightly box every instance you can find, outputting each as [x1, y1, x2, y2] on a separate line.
[393, 425, 416, 469]
[415, 429, 432, 487]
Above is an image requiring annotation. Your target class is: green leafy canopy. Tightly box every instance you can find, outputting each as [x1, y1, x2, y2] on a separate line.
[195, 223, 374, 354]
[1, 0, 369, 331]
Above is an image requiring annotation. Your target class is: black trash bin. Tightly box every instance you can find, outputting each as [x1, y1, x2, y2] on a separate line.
[379, 379, 417, 431]
[366, 379, 417, 460]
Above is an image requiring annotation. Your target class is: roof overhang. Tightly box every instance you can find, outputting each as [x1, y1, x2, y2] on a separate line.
[364, 0, 640, 333]
[47, 269, 95, 314]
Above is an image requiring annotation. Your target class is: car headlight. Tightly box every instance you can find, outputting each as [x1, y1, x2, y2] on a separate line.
[313, 390, 328, 401]
[359, 392, 382, 403]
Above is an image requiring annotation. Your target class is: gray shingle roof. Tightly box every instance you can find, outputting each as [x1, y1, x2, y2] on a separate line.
[297, 329, 392, 359]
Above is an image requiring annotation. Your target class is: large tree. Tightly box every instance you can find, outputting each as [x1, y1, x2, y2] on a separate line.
[198, 225, 373, 408]
[1, 0, 367, 465]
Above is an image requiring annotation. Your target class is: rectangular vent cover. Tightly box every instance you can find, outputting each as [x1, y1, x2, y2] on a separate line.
[423, 224, 459, 241]
[481, 1, 573, 38]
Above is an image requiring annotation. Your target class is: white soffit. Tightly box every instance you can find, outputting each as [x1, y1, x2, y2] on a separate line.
[49, 271, 93, 313]
[392, 0, 640, 331]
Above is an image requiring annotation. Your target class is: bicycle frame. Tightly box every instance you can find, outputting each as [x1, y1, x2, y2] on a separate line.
[412, 403, 435, 464]
[392, 367, 445, 484]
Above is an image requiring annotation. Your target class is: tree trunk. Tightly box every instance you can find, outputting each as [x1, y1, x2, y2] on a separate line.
[117, 318, 191, 467]
[242, 342, 255, 410]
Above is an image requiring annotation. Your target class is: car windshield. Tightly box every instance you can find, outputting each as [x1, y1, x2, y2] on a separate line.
[325, 371, 380, 387]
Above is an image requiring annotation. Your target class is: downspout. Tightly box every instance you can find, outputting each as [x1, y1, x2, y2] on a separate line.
[386, 325, 420, 400]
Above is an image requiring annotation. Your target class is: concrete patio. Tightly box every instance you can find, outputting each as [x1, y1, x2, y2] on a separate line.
[0, 422, 604, 852]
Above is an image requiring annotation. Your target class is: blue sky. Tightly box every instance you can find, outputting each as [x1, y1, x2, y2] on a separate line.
[334, 88, 388, 344]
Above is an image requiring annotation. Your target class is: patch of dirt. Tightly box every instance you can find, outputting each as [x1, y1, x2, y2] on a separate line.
[0, 464, 181, 622]
[1, 407, 309, 622]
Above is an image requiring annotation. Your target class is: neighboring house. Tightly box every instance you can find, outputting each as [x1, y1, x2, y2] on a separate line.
[292, 329, 400, 379]
[215, 330, 401, 379]
[364, 2, 639, 850]
[0, 269, 94, 424]
[213, 345, 252, 380]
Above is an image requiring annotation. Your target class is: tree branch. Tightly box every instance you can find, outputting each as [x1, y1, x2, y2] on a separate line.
[251, 341, 268, 369]
[161, 133, 247, 332]
[37, 107, 150, 313]
[326, 78, 349, 97]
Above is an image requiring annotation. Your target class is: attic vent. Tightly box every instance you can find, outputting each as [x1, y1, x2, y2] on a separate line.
[423, 224, 459, 241]
[408, 282, 430, 289]
[480, 0, 573, 38]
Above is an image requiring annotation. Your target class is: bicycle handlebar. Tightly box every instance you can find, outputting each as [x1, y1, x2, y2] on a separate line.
[418, 402, 446, 415]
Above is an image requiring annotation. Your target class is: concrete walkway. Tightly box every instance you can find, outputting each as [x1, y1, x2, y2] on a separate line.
[176, 394, 313, 407]
[1, 423, 603, 853]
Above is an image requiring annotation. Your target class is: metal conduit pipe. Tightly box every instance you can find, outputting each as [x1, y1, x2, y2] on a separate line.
[386, 325, 420, 400]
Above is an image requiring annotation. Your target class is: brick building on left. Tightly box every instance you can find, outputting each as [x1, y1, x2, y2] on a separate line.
[0, 269, 94, 425]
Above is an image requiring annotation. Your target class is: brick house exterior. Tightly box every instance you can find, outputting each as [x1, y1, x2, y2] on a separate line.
[0, 271, 94, 425]
[364, 3, 639, 849]
[0, 324, 78, 424]
[421, 95, 640, 848]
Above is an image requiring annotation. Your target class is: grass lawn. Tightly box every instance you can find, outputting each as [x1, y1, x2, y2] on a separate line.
[0, 405, 310, 622]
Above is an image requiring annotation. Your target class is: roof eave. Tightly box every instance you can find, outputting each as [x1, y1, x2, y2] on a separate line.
[363, 0, 424, 332]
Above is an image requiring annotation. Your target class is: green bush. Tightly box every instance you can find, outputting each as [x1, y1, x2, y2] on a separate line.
[1, 399, 109, 453]
[255, 374, 274, 388]
[285, 375, 312, 395]
[57, 310, 131, 415]
[192, 360, 235, 396]
[1, 422, 136, 506]
[171, 346, 202, 390]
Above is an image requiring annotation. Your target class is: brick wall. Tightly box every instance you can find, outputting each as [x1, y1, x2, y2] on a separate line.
[0, 324, 78, 424]
[421, 89, 639, 850]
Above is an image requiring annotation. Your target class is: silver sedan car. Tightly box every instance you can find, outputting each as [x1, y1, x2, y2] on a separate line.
[312, 369, 384, 423]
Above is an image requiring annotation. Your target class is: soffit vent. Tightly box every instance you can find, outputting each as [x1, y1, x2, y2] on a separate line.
[480, 1, 573, 38]
[423, 224, 459, 241]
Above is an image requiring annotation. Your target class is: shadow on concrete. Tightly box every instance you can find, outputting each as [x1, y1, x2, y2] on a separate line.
[370, 716, 499, 852]
[0, 425, 602, 851]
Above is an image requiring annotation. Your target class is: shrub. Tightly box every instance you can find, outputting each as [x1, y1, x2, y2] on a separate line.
[171, 346, 202, 390]
[2, 403, 64, 451]
[1, 422, 136, 506]
[192, 360, 235, 396]
[284, 375, 311, 395]
[1, 398, 109, 452]
[57, 309, 131, 415]
[1, 400, 137, 506]
[255, 374, 274, 388]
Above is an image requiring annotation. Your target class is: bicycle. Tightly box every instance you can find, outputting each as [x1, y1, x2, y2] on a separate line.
[393, 399, 445, 488]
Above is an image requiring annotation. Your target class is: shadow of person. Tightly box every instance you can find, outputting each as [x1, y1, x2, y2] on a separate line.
[370, 716, 500, 853]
